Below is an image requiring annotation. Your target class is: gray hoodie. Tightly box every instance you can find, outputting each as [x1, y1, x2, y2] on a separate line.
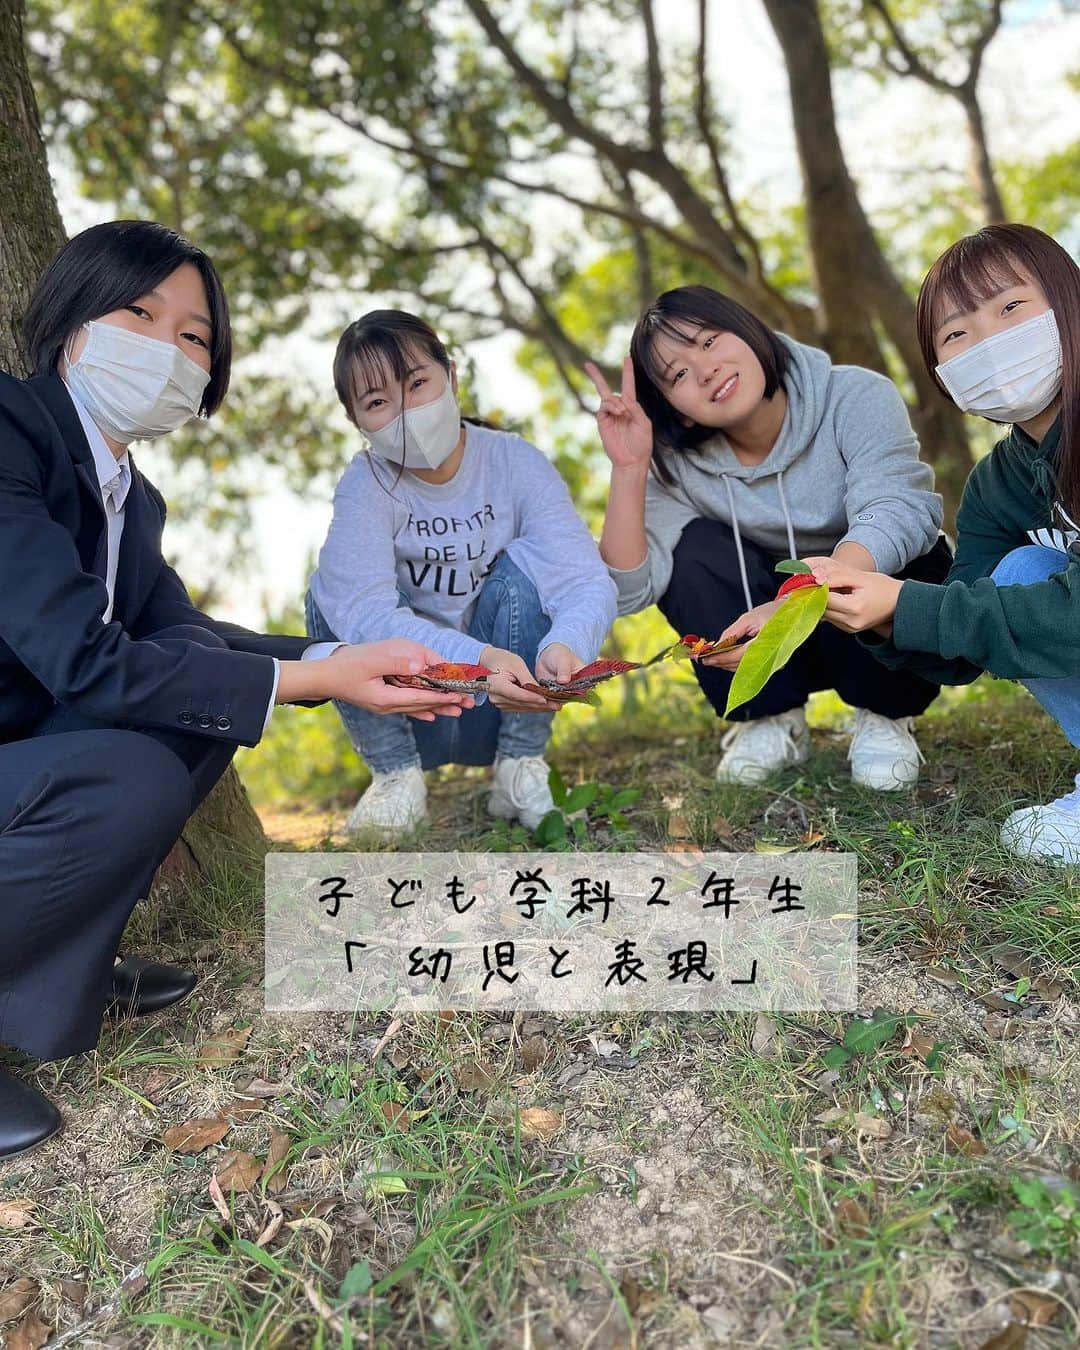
[608, 334, 943, 616]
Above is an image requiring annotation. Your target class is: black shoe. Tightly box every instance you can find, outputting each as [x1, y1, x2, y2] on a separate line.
[0, 1067, 62, 1160]
[107, 956, 198, 1018]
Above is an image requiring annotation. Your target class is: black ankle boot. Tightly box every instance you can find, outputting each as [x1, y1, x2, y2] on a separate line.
[107, 956, 198, 1018]
[0, 1068, 62, 1160]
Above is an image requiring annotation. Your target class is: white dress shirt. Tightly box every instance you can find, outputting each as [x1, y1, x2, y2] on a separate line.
[63, 380, 341, 733]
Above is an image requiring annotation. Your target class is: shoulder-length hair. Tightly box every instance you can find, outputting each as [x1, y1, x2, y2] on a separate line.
[22, 220, 232, 416]
[629, 284, 790, 486]
[916, 223, 1079, 516]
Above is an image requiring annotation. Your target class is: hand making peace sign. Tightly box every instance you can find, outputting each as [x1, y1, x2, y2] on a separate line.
[584, 357, 654, 471]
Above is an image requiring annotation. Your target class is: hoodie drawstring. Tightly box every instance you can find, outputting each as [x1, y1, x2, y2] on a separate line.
[722, 469, 799, 614]
[775, 468, 798, 562]
[722, 474, 754, 613]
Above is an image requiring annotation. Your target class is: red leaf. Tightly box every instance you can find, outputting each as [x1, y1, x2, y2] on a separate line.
[776, 574, 820, 599]
[568, 658, 641, 682]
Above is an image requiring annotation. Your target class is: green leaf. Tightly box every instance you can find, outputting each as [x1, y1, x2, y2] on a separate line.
[533, 809, 567, 846]
[339, 1260, 374, 1300]
[565, 783, 599, 813]
[725, 584, 828, 716]
[548, 763, 567, 807]
[775, 558, 813, 575]
[842, 1013, 904, 1054]
[823, 1046, 851, 1069]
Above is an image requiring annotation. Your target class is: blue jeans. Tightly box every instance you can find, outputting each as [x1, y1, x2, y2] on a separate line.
[305, 552, 555, 772]
[991, 544, 1080, 747]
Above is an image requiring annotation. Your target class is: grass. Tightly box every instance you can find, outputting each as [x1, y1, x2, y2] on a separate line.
[2, 673, 1079, 1347]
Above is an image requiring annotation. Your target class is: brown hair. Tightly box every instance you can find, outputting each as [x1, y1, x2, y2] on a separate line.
[916, 224, 1079, 516]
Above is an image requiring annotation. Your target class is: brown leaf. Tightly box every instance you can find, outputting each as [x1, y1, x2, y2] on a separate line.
[518, 1107, 563, 1141]
[519, 1035, 549, 1071]
[800, 830, 825, 847]
[854, 1113, 892, 1140]
[1011, 1290, 1059, 1327]
[262, 1129, 292, 1194]
[281, 1194, 338, 1221]
[379, 1101, 410, 1131]
[0, 1199, 37, 1230]
[219, 1097, 266, 1123]
[239, 1077, 288, 1099]
[983, 1013, 1023, 1040]
[945, 1123, 988, 1156]
[163, 1116, 230, 1153]
[0, 1279, 39, 1324]
[711, 815, 735, 842]
[6, 1312, 52, 1350]
[198, 1025, 253, 1068]
[1030, 976, 1065, 1002]
[59, 1279, 87, 1313]
[835, 1196, 871, 1238]
[977, 1325, 1028, 1350]
[455, 1059, 495, 1092]
[142, 1068, 177, 1100]
[215, 1150, 263, 1193]
[254, 1203, 284, 1248]
[901, 1030, 938, 1063]
[1003, 1065, 1030, 1088]
[208, 1172, 231, 1222]
[667, 811, 692, 840]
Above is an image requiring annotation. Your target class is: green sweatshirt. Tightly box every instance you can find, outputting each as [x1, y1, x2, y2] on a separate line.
[861, 415, 1078, 684]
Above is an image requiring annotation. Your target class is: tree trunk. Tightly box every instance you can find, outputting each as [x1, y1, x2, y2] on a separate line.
[763, 0, 973, 527]
[0, 0, 269, 884]
[960, 87, 1007, 224]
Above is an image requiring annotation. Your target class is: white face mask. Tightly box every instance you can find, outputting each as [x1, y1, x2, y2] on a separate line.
[935, 308, 1062, 424]
[64, 319, 211, 443]
[363, 381, 462, 470]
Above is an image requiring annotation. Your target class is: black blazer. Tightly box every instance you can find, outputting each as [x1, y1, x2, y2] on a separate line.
[0, 370, 316, 747]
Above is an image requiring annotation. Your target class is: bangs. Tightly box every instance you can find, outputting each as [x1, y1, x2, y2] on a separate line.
[636, 310, 710, 387]
[924, 236, 1027, 331]
[342, 334, 423, 411]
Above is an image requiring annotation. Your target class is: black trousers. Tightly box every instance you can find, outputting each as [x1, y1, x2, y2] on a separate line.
[657, 519, 953, 723]
[0, 626, 237, 1062]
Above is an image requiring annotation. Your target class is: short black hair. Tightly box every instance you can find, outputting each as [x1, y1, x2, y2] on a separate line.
[22, 220, 232, 415]
[629, 284, 790, 485]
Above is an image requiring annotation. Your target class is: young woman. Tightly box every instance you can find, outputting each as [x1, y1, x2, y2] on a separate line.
[0, 221, 470, 1160]
[589, 285, 951, 788]
[810, 224, 1080, 864]
[307, 310, 618, 837]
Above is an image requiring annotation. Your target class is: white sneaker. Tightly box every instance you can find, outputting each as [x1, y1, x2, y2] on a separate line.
[488, 755, 556, 831]
[1001, 773, 1080, 865]
[715, 708, 809, 785]
[848, 710, 924, 790]
[343, 765, 427, 839]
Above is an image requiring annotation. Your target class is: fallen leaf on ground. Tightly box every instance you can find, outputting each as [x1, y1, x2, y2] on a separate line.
[379, 1101, 410, 1131]
[835, 1196, 871, 1237]
[219, 1097, 265, 1123]
[1011, 1290, 1059, 1327]
[455, 1060, 495, 1092]
[6, 1311, 51, 1350]
[208, 1173, 231, 1222]
[255, 1202, 284, 1248]
[0, 1199, 37, 1230]
[977, 1325, 1028, 1349]
[262, 1129, 292, 1194]
[162, 1116, 230, 1153]
[198, 1025, 253, 1068]
[239, 1078, 288, 1098]
[854, 1112, 892, 1140]
[215, 1150, 263, 1192]
[517, 1107, 563, 1140]
[945, 1123, 988, 1156]
[0, 1279, 39, 1323]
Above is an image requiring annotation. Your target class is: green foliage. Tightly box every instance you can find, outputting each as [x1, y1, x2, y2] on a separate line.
[725, 584, 829, 716]
[1006, 1175, 1080, 1263]
[822, 1008, 919, 1070]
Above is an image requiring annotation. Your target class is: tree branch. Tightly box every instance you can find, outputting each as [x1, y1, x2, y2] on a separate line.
[640, 0, 665, 148]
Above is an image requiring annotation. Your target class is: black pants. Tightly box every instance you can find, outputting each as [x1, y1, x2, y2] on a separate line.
[0, 626, 237, 1062]
[657, 519, 953, 723]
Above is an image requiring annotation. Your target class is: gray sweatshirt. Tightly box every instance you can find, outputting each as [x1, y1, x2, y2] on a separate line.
[608, 334, 943, 615]
[309, 422, 618, 665]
